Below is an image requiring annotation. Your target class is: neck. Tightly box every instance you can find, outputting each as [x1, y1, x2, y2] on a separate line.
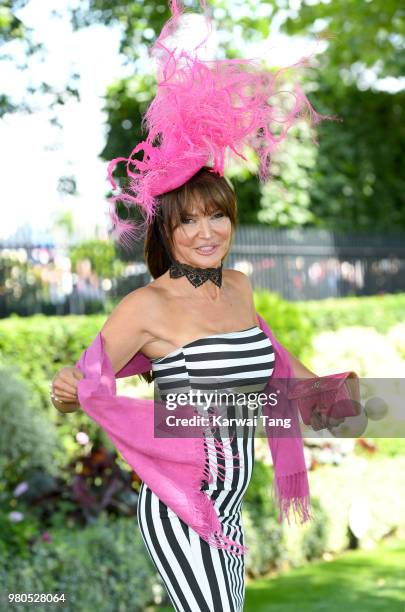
[168, 257, 224, 299]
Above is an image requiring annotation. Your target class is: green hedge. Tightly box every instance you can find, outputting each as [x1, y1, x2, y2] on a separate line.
[0, 514, 165, 612]
[254, 290, 315, 362]
[0, 313, 105, 412]
[299, 292, 405, 333]
[1, 292, 404, 413]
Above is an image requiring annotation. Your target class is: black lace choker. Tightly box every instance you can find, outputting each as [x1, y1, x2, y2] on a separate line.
[169, 259, 223, 288]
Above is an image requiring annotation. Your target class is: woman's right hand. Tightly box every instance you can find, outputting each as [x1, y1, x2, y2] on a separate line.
[50, 366, 84, 412]
[51, 287, 151, 413]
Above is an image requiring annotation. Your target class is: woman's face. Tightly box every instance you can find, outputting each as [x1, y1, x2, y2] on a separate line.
[170, 196, 232, 268]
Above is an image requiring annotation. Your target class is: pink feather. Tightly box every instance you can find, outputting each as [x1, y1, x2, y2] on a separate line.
[107, 1, 338, 251]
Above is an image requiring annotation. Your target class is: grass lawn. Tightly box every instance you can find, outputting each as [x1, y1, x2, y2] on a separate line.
[153, 538, 405, 611]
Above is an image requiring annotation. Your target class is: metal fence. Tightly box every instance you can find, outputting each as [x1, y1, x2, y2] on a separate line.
[1, 227, 405, 317]
[227, 226, 405, 301]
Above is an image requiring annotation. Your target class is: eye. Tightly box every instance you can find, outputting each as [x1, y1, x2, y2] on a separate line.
[212, 211, 224, 218]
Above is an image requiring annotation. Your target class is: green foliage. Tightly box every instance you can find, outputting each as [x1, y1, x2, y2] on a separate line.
[258, 124, 320, 228]
[0, 365, 60, 487]
[309, 456, 405, 552]
[4, 1, 404, 232]
[0, 313, 105, 411]
[1, 2, 79, 118]
[305, 86, 405, 232]
[69, 239, 125, 279]
[301, 497, 328, 562]
[254, 289, 315, 361]
[70, 0, 234, 60]
[362, 438, 405, 458]
[283, 0, 404, 82]
[0, 1, 31, 45]
[244, 539, 405, 612]
[244, 456, 405, 577]
[243, 460, 328, 576]
[309, 325, 405, 379]
[0, 314, 111, 469]
[0, 1, 31, 116]
[280, 0, 405, 232]
[0, 514, 163, 612]
[1, 291, 403, 416]
[243, 460, 284, 577]
[69, 0, 404, 232]
[0, 506, 43, 561]
[298, 292, 405, 334]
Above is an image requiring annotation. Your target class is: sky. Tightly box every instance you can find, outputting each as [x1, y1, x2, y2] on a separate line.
[1, 0, 399, 244]
[0, 0, 130, 242]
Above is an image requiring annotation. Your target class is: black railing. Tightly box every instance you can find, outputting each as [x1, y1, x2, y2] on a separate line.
[1, 227, 405, 316]
[227, 226, 405, 301]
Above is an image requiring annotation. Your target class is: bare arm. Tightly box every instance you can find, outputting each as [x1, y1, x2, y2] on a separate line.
[284, 348, 317, 379]
[52, 288, 152, 414]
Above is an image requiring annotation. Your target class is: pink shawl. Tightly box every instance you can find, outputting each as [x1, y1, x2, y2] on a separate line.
[75, 312, 311, 556]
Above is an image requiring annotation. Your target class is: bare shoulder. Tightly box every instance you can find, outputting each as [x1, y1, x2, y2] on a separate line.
[224, 268, 254, 297]
[99, 285, 160, 374]
[101, 284, 161, 341]
[224, 268, 257, 320]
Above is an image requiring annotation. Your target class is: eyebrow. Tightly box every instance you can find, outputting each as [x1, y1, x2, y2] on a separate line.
[183, 208, 219, 216]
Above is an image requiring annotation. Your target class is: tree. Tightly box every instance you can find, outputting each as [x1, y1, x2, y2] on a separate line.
[69, 239, 125, 279]
[279, 0, 405, 231]
[0, 1, 79, 118]
[282, 0, 404, 84]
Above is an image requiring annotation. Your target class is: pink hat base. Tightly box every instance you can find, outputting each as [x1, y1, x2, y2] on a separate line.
[148, 155, 209, 198]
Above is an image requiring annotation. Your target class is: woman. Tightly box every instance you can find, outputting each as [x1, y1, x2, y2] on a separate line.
[51, 166, 340, 612]
[50, 2, 346, 606]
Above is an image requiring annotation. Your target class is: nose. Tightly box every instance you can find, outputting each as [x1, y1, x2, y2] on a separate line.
[196, 217, 214, 238]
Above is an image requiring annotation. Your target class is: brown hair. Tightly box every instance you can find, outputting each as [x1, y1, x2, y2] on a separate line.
[139, 166, 238, 383]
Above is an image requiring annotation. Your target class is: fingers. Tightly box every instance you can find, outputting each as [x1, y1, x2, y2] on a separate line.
[328, 416, 345, 427]
[51, 367, 82, 403]
[51, 385, 77, 402]
[52, 385, 77, 402]
[310, 406, 346, 431]
[72, 368, 84, 381]
[310, 411, 324, 431]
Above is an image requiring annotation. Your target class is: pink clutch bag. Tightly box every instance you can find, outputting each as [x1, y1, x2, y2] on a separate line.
[287, 371, 361, 426]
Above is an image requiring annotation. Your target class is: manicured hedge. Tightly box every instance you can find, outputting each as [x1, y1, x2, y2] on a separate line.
[1, 292, 404, 413]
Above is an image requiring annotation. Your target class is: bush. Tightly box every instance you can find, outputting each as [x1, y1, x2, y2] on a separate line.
[0, 365, 60, 487]
[243, 460, 328, 575]
[243, 460, 284, 577]
[254, 290, 315, 361]
[1, 514, 165, 612]
[301, 496, 328, 561]
[298, 293, 405, 334]
[308, 326, 405, 377]
[308, 455, 405, 552]
[0, 313, 106, 412]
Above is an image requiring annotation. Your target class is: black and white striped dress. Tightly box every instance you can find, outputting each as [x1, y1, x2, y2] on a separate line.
[137, 325, 275, 612]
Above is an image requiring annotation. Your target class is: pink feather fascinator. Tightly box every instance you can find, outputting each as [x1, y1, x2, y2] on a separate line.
[107, 0, 337, 250]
